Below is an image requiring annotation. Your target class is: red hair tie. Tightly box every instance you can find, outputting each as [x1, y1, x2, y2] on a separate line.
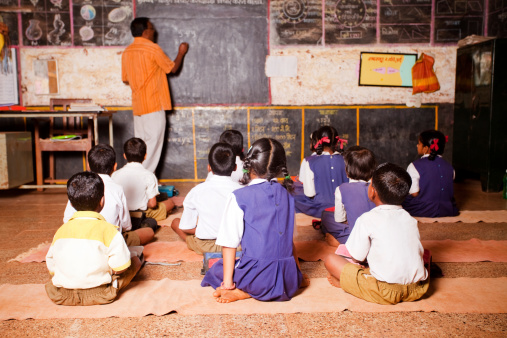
[429, 139, 439, 152]
[336, 136, 348, 150]
[445, 136, 449, 143]
[315, 136, 330, 147]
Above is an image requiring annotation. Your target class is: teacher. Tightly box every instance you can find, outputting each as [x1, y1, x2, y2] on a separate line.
[122, 17, 188, 173]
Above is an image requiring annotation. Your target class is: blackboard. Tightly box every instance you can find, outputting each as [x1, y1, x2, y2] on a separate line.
[73, 0, 133, 46]
[270, 0, 323, 46]
[324, 0, 377, 45]
[379, 0, 431, 44]
[194, 108, 248, 179]
[135, 1, 269, 106]
[304, 108, 357, 158]
[433, 0, 484, 43]
[249, 108, 303, 176]
[488, 1, 507, 38]
[358, 107, 435, 168]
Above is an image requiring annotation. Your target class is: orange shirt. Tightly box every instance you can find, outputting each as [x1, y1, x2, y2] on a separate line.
[121, 37, 175, 116]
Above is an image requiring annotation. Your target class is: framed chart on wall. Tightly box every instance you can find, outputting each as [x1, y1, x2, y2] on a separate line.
[359, 52, 417, 87]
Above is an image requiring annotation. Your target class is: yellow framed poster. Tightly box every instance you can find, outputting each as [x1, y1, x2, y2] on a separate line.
[359, 52, 417, 87]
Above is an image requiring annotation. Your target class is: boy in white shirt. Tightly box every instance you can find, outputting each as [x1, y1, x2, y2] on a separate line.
[171, 143, 242, 254]
[46, 172, 142, 305]
[324, 163, 429, 305]
[63, 144, 154, 246]
[112, 138, 175, 221]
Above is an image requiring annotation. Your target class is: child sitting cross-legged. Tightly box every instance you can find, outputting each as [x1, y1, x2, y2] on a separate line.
[112, 138, 175, 222]
[46, 172, 142, 306]
[171, 142, 242, 254]
[324, 163, 429, 305]
[63, 144, 154, 246]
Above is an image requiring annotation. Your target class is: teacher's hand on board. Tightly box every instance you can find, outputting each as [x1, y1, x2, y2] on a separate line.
[179, 42, 189, 55]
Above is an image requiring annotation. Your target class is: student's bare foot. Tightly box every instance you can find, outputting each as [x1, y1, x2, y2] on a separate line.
[300, 273, 310, 288]
[327, 274, 341, 288]
[216, 289, 251, 303]
[325, 233, 340, 247]
[213, 287, 222, 298]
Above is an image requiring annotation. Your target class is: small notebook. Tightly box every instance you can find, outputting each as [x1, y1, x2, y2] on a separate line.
[335, 244, 362, 265]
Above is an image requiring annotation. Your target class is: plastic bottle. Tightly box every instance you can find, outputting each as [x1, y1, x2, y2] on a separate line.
[504, 170, 507, 199]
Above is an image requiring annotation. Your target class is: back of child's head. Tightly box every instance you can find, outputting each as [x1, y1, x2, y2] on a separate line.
[241, 138, 293, 193]
[372, 163, 412, 205]
[88, 144, 116, 175]
[67, 171, 104, 211]
[209, 142, 236, 176]
[419, 130, 446, 161]
[219, 130, 244, 160]
[343, 146, 377, 181]
[314, 126, 339, 155]
[124, 137, 146, 163]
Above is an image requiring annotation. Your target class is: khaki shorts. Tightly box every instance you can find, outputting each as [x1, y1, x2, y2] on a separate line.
[186, 235, 222, 255]
[145, 202, 167, 221]
[45, 261, 139, 306]
[340, 263, 430, 305]
[123, 230, 141, 247]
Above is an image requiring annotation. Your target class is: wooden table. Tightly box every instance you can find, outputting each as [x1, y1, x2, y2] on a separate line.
[0, 110, 115, 189]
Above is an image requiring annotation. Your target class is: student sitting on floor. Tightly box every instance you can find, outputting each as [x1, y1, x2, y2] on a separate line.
[202, 138, 308, 303]
[112, 138, 175, 222]
[321, 146, 377, 245]
[402, 130, 459, 217]
[63, 144, 154, 246]
[206, 130, 245, 183]
[171, 143, 242, 254]
[46, 172, 142, 306]
[324, 163, 429, 305]
[293, 126, 349, 218]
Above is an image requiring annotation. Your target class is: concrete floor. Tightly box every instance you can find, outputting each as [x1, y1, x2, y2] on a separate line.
[0, 179, 506, 337]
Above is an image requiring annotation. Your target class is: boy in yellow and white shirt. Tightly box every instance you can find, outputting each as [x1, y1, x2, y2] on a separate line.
[45, 172, 142, 306]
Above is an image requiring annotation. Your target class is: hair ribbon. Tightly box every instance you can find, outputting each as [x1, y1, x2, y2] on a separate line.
[315, 136, 330, 147]
[445, 136, 449, 143]
[429, 139, 439, 152]
[336, 136, 348, 150]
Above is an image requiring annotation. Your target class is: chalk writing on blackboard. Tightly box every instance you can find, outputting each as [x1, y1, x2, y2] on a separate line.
[249, 109, 302, 174]
[379, 0, 431, 43]
[21, 0, 71, 46]
[434, 0, 484, 43]
[325, 0, 377, 44]
[73, 0, 133, 46]
[270, 0, 323, 46]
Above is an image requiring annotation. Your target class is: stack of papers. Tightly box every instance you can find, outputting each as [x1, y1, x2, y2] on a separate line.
[68, 103, 104, 111]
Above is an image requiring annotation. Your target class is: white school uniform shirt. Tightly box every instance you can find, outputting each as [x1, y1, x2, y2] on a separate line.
[111, 162, 159, 211]
[406, 154, 455, 194]
[298, 151, 332, 197]
[205, 156, 244, 183]
[334, 178, 368, 223]
[179, 175, 242, 240]
[345, 205, 428, 285]
[63, 174, 132, 232]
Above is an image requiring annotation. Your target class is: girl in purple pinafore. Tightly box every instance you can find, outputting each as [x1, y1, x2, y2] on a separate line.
[201, 138, 307, 303]
[321, 146, 377, 245]
[402, 130, 459, 217]
[294, 126, 349, 218]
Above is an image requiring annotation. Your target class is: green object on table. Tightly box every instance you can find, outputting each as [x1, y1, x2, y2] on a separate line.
[50, 135, 79, 141]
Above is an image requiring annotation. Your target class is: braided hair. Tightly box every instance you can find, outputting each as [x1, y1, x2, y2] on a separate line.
[240, 138, 294, 194]
[419, 130, 446, 161]
[314, 126, 339, 155]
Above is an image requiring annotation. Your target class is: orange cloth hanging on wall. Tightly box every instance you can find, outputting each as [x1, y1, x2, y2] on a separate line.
[412, 53, 440, 94]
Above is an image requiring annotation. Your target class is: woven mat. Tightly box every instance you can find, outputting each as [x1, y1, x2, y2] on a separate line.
[296, 239, 507, 263]
[415, 210, 507, 223]
[1, 277, 505, 320]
